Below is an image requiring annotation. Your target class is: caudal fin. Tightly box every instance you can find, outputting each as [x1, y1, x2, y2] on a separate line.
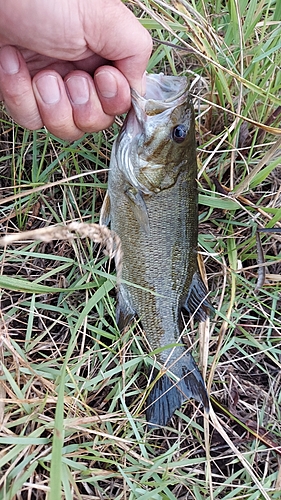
[146, 354, 209, 427]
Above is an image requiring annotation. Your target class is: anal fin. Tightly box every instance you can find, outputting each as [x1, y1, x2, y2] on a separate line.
[184, 272, 212, 321]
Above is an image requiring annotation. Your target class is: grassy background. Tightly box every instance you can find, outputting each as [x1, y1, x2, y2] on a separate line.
[0, 0, 281, 498]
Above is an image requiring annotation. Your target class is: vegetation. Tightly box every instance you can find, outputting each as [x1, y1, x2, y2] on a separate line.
[0, 0, 281, 498]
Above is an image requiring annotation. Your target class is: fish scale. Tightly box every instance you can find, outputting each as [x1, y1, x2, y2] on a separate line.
[100, 73, 210, 427]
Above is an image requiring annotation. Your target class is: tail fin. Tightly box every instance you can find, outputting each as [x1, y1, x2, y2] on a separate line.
[146, 353, 209, 427]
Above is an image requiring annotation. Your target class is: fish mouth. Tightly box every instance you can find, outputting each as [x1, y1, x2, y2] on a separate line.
[132, 73, 189, 113]
[143, 73, 189, 103]
[128, 73, 189, 131]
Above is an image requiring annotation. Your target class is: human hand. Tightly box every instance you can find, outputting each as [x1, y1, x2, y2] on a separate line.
[0, 0, 152, 140]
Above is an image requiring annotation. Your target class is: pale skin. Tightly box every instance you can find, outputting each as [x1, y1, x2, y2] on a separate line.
[0, 0, 152, 140]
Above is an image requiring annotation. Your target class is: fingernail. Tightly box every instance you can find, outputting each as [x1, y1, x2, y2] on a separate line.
[0, 46, 20, 74]
[95, 71, 118, 98]
[35, 75, 60, 104]
[65, 75, 89, 104]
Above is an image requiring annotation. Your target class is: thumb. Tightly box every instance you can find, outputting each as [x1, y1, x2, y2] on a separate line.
[84, 0, 152, 94]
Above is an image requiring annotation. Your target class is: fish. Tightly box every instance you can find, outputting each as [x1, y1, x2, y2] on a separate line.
[100, 73, 210, 427]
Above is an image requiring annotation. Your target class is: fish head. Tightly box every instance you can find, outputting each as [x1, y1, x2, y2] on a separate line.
[116, 74, 196, 194]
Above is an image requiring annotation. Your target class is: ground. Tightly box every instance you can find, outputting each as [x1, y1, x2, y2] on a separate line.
[0, 1, 281, 499]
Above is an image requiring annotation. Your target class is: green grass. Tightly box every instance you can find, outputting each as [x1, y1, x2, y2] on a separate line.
[0, 0, 281, 498]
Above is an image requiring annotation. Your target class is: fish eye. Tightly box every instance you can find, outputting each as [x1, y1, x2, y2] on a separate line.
[172, 124, 187, 143]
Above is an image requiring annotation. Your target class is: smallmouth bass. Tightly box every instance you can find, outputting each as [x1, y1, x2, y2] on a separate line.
[100, 74, 210, 427]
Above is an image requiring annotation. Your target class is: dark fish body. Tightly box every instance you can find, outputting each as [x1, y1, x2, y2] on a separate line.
[101, 74, 209, 426]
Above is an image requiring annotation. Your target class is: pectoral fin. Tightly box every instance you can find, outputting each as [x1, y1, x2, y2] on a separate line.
[184, 272, 211, 321]
[125, 186, 150, 235]
[100, 191, 111, 226]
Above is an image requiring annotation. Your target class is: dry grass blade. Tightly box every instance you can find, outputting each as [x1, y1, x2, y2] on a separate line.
[255, 230, 266, 291]
[234, 136, 281, 196]
[0, 222, 123, 284]
[0, 170, 103, 205]
[209, 406, 271, 500]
